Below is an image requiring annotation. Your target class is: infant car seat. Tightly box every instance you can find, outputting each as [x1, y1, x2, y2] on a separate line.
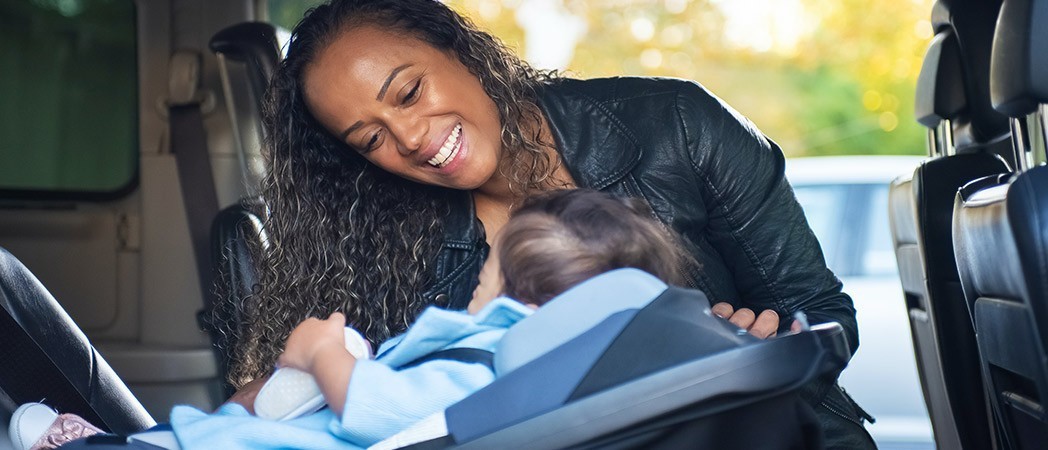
[377, 269, 848, 450]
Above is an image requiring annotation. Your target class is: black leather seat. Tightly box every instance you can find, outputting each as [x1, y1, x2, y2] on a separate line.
[206, 199, 265, 396]
[890, 22, 961, 449]
[952, 0, 1048, 447]
[954, 167, 1048, 449]
[201, 23, 279, 393]
[911, 154, 1007, 446]
[889, 2, 1011, 447]
[0, 247, 155, 435]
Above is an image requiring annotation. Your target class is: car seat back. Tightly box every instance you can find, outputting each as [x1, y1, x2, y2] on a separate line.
[954, 169, 1048, 449]
[201, 22, 280, 391]
[951, 1, 1048, 446]
[206, 199, 266, 396]
[897, 13, 1008, 446]
[496, 268, 674, 375]
[0, 247, 155, 435]
[914, 154, 1007, 448]
[888, 170, 960, 445]
[379, 269, 847, 449]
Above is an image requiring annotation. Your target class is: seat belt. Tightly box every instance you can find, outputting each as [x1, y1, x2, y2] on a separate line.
[166, 50, 220, 330]
[397, 348, 496, 371]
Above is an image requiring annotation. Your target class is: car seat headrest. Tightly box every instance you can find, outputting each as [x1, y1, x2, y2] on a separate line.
[931, 1, 951, 32]
[916, 29, 968, 129]
[495, 268, 676, 375]
[991, 0, 1048, 117]
[921, 0, 1012, 148]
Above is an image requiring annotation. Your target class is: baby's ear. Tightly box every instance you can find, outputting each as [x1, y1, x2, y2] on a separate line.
[526, 303, 540, 310]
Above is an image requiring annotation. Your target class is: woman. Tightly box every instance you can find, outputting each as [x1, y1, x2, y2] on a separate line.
[228, 0, 874, 447]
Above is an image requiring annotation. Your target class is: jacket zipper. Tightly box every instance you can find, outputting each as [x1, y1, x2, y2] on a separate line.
[820, 398, 864, 427]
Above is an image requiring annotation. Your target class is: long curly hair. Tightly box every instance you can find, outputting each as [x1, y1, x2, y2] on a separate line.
[223, 0, 558, 387]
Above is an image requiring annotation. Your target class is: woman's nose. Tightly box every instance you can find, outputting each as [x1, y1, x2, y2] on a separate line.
[387, 113, 427, 156]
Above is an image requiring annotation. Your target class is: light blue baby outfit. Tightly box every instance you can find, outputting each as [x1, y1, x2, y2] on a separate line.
[167, 297, 532, 450]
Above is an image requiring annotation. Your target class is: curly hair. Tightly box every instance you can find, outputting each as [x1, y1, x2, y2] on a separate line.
[222, 0, 559, 387]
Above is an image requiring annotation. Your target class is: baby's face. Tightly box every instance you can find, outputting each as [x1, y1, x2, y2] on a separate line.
[467, 247, 503, 314]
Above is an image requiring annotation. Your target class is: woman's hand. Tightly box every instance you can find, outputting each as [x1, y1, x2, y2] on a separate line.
[223, 375, 270, 414]
[278, 312, 348, 373]
[710, 302, 782, 339]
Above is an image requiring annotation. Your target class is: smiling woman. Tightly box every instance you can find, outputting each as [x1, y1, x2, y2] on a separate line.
[236, 0, 568, 389]
[228, 0, 875, 447]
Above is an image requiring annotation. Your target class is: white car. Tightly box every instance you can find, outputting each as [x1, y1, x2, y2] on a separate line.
[786, 155, 934, 449]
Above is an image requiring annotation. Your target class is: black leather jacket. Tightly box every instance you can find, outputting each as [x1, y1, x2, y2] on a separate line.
[419, 77, 872, 445]
[423, 77, 858, 354]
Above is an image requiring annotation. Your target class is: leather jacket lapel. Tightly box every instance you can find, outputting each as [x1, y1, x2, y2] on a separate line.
[440, 188, 485, 249]
[420, 189, 487, 311]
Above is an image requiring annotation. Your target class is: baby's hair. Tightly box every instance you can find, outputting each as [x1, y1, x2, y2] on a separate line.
[498, 189, 689, 305]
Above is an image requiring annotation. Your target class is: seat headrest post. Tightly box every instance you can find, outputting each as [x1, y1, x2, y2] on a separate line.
[938, 119, 957, 156]
[1042, 103, 1048, 138]
[927, 128, 940, 157]
[1029, 110, 1047, 166]
[213, 52, 254, 191]
[1010, 117, 1031, 172]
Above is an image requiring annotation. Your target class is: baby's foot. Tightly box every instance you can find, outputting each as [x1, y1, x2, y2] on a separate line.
[9, 403, 102, 450]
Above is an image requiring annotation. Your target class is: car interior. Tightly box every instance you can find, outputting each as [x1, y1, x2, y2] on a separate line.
[0, 0, 1046, 448]
[888, 0, 1048, 448]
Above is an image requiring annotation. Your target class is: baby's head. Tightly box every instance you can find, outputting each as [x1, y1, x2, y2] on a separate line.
[468, 189, 688, 313]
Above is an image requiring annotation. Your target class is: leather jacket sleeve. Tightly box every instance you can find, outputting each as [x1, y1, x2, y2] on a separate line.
[673, 81, 859, 356]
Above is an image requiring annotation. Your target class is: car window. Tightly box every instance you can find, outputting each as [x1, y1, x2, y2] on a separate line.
[791, 184, 848, 275]
[0, 0, 137, 197]
[267, 0, 324, 30]
[861, 184, 898, 277]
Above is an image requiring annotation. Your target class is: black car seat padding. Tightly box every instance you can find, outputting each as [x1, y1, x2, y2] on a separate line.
[990, 0, 1048, 116]
[205, 200, 264, 396]
[406, 279, 842, 449]
[0, 247, 154, 435]
[911, 153, 1007, 449]
[954, 165, 1048, 449]
[916, 30, 967, 129]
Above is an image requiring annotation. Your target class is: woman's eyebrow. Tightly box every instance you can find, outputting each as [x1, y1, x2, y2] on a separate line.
[340, 121, 364, 141]
[377, 64, 412, 101]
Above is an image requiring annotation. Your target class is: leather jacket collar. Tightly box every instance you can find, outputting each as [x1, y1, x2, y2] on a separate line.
[538, 82, 643, 190]
[441, 188, 484, 250]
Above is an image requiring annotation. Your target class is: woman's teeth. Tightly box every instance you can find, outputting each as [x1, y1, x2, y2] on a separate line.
[428, 124, 462, 168]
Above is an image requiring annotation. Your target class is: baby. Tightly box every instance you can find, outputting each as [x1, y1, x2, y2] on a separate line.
[11, 188, 687, 450]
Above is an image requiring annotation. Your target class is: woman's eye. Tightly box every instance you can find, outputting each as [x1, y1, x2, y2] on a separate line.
[362, 132, 381, 153]
[402, 80, 421, 104]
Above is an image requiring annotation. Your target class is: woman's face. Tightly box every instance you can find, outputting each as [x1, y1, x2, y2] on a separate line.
[303, 26, 505, 192]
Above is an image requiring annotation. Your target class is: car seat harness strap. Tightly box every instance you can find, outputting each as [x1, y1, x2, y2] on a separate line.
[397, 348, 495, 371]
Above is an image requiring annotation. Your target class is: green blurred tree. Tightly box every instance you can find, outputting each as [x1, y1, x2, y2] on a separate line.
[268, 0, 935, 157]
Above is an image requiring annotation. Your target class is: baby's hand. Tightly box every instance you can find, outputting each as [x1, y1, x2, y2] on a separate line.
[278, 312, 348, 373]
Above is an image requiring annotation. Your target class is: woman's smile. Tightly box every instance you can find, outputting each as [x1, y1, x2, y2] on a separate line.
[423, 123, 463, 169]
